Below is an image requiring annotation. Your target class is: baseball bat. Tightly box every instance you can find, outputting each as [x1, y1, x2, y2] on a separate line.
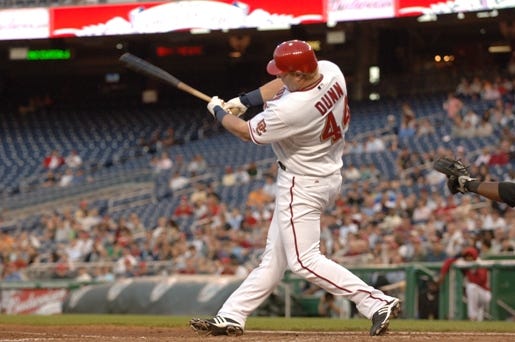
[119, 53, 212, 103]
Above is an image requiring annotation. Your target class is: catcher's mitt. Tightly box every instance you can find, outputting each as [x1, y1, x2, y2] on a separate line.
[433, 157, 475, 194]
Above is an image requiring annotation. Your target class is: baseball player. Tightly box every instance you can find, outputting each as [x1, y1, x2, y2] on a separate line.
[190, 40, 400, 336]
[437, 247, 491, 321]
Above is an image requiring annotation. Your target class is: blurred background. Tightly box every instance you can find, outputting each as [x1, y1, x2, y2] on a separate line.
[0, 0, 513, 322]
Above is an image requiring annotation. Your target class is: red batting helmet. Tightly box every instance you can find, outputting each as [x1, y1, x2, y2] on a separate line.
[266, 40, 318, 75]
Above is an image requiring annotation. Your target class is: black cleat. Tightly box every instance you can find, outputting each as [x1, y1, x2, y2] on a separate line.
[370, 298, 401, 336]
[190, 316, 244, 336]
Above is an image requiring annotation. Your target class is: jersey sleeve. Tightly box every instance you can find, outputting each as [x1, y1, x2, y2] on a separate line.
[248, 105, 290, 145]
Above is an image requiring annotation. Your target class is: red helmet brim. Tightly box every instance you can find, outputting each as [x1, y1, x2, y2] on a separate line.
[266, 59, 283, 75]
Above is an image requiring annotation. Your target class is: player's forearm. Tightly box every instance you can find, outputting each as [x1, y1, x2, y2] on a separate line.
[220, 114, 251, 141]
[467, 181, 502, 202]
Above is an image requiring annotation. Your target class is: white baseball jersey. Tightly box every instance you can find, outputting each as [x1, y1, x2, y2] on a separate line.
[217, 60, 396, 327]
[248, 60, 350, 176]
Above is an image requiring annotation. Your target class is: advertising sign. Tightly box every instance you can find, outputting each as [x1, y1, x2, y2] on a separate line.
[50, 0, 325, 38]
[396, 0, 515, 16]
[0, 8, 49, 40]
[1, 288, 68, 315]
[0, 0, 512, 41]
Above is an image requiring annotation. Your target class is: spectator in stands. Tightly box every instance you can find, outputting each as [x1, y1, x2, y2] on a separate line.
[146, 129, 162, 154]
[224, 207, 243, 231]
[364, 135, 386, 152]
[169, 171, 190, 192]
[78, 208, 102, 232]
[75, 267, 92, 282]
[71, 169, 90, 185]
[190, 182, 208, 206]
[474, 147, 492, 167]
[345, 140, 364, 154]
[488, 139, 511, 166]
[151, 216, 172, 242]
[235, 165, 251, 184]
[424, 238, 448, 262]
[42, 170, 58, 187]
[416, 117, 436, 136]
[343, 163, 360, 182]
[398, 114, 416, 138]
[59, 168, 74, 187]
[43, 150, 64, 170]
[475, 115, 494, 137]
[74, 200, 90, 220]
[499, 238, 515, 253]
[358, 164, 372, 182]
[127, 213, 146, 240]
[463, 109, 480, 129]
[154, 152, 173, 172]
[481, 80, 501, 101]
[51, 261, 72, 280]
[455, 145, 472, 169]
[54, 216, 74, 243]
[455, 77, 471, 98]
[161, 127, 175, 148]
[451, 115, 475, 138]
[382, 114, 399, 136]
[262, 173, 277, 200]
[469, 77, 483, 99]
[114, 246, 139, 278]
[246, 186, 273, 209]
[222, 166, 237, 187]
[219, 255, 249, 277]
[442, 218, 466, 257]
[396, 146, 416, 171]
[65, 150, 83, 169]
[174, 154, 186, 172]
[187, 154, 208, 176]
[1, 262, 25, 282]
[93, 266, 115, 282]
[173, 196, 194, 218]
[443, 92, 464, 119]
[412, 198, 433, 225]
[246, 162, 260, 179]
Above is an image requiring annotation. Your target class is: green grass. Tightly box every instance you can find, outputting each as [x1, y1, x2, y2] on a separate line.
[0, 315, 514, 333]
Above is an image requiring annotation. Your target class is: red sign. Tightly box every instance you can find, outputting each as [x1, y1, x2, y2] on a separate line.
[50, 0, 325, 38]
[0, 0, 512, 41]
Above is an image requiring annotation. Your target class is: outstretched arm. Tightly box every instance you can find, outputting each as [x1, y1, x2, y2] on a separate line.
[467, 181, 515, 207]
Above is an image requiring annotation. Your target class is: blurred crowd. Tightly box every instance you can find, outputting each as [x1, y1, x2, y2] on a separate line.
[0, 74, 514, 287]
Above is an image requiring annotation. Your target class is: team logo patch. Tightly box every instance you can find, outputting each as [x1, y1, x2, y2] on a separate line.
[256, 119, 267, 136]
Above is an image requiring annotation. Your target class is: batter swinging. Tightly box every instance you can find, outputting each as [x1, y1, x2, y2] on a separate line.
[190, 40, 400, 336]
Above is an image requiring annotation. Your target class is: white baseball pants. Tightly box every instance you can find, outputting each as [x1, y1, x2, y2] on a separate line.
[465, 283, 491, 321]
[218, 168, 396, 326]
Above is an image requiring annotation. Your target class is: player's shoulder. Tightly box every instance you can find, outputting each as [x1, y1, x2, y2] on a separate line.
[318, 60, 345, 83]
[318, 60, 341, 72]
